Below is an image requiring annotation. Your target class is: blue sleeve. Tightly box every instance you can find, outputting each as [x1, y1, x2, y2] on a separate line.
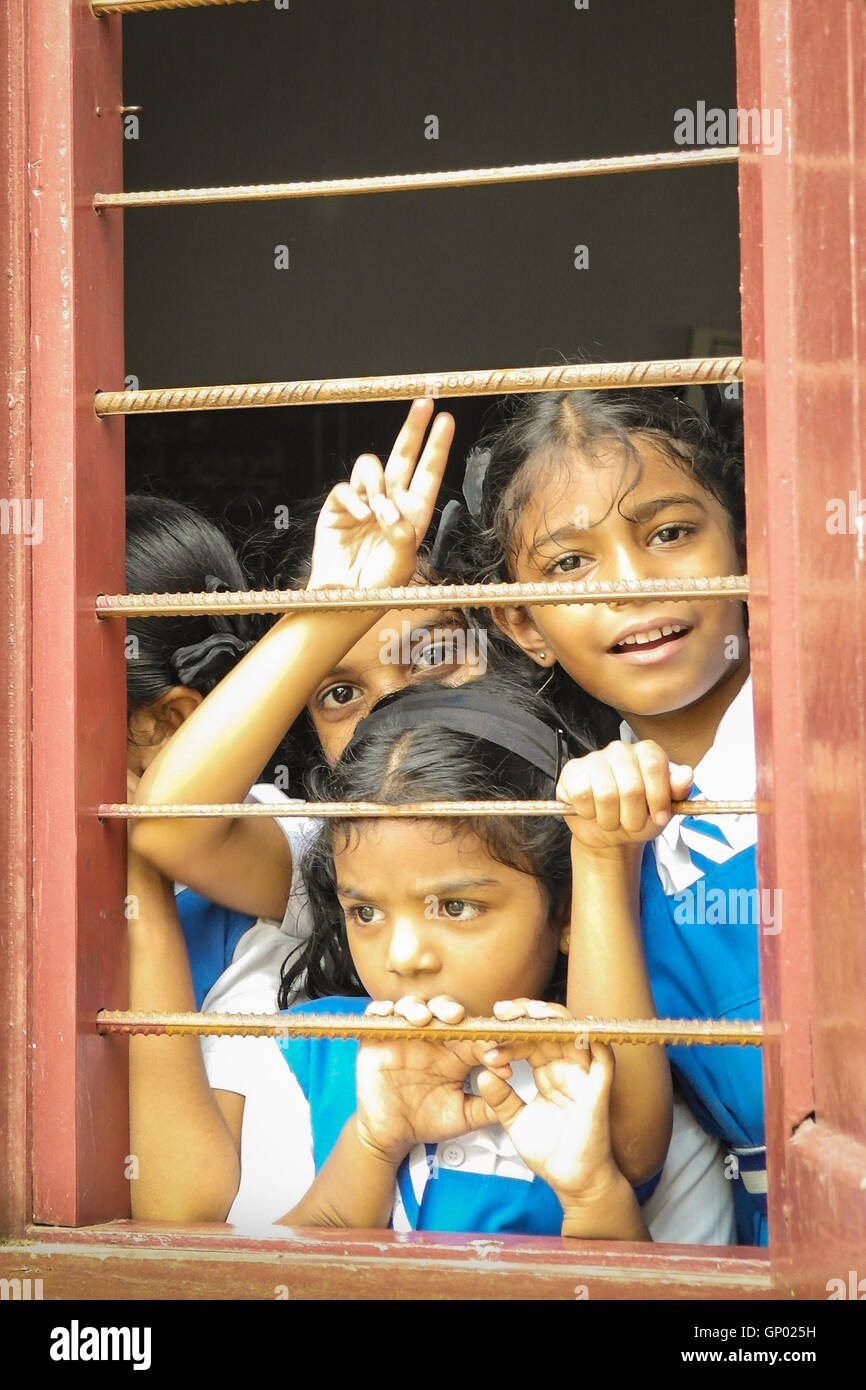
[174, 888, 256, 1010]
[634, 1171, 662, 1204]
[278, 996, 371, 1171]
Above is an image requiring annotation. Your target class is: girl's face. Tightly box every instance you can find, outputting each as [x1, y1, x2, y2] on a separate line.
[308, 606, 485, 766]
[494, 437, 748, 720]
[334, 821, 567, 1014]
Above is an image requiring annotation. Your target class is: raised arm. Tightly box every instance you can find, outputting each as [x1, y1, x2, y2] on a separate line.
[131, 401, 454, 921]
[127, 825, 242, 1222]
[557, 742, 693, 1184]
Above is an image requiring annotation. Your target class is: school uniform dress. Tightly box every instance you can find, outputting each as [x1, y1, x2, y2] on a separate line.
[186, 783, 319, 1228]
[239, 995, 735, 1242]
[622, 676, 768, 1246]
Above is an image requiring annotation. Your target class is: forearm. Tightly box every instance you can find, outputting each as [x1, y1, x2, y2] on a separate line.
[567, 842, 672, 1182]
[131, 607, 382, 872]
[128, 860, 240, 1221]
[560, 1168, 651, 1243]
[277, 1116, 400, 1230]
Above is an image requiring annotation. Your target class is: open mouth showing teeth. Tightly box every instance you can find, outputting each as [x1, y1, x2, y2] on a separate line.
[610, 624, 691, 654]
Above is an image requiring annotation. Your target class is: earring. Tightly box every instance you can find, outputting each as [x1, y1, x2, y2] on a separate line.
[538, 651, 547, 664]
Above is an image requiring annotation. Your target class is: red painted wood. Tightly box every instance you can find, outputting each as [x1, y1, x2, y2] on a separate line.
[4, 0, 860, 1293]
[29, 0, 129, 1225]
[736, 0, 866, 1286]
[782, 1122, 866, 1292]
[0, 1226, 774, 1300]
[0, 0, 33, 1240]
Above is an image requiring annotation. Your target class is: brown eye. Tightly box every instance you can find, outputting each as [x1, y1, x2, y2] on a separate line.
[349, 904, 383, 926]
[650, 524, 695, 546]
[320, 683, 362, 709]
[440, 900, 480, 920]
[413, 640, 452, 669]
[548, 553, 590, 576]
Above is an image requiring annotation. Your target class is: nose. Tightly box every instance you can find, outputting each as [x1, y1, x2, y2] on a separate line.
[603, 540, 647, 609]
[386, 916, 439, 977]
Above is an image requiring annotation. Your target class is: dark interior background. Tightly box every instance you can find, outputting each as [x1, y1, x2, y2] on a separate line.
[122, 0, 739, 544]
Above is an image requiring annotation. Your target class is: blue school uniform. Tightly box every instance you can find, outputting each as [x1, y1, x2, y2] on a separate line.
[175, 887, 256, 1010]
[279, 997, 665, 1235]
[629, 678, 768, 1245]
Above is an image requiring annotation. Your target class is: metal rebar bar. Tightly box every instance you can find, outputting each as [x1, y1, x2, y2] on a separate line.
[93, 0, 266, 14]
[93, 357, 743, 417]
[98, 797, 758, 820]
[93, 148, 739, 209]
[96, 573, 749, 619]
[96, 1009, 764, 1047]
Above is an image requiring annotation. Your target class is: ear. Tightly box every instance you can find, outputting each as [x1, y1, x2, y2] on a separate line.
[127, 686, 205, 763]
[489, 604, 554, 668]
[153, 686, 205, 734]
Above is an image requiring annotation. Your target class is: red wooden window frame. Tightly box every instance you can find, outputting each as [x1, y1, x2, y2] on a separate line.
[1, 0, 864, 1299]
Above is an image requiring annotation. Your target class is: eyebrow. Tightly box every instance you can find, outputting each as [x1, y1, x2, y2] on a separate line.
[540, 494, 708, 546]
[337, 877, 501, 900]
[316, 667, 362, 684]
[405, 615, 464, 639]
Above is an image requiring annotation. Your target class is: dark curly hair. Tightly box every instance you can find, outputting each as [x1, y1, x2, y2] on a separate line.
[125, 494, 255, 719]
[278, 674, 588, 1008]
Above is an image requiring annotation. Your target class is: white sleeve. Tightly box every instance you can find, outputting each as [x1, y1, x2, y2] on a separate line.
[642, 1097, 737, 1246]
[247, 783, 318, 951]
[201, 919, 290, 1015]
[202, 1035, 317, 1232]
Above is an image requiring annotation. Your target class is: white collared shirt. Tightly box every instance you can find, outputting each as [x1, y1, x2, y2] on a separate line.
[198, 782, 319, 1227]
[620, 676, 757, 896]
[199, 782, 318, 1015]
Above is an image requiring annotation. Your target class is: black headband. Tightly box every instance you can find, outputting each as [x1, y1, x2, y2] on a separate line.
[345, 686, 569, 787]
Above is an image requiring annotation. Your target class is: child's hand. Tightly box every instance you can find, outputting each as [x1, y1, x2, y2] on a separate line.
[557, 741, 693, 852]
[355, 995, 496, 1165]
[307, 399, 454, 594]
[474, 1000, 624, 1208]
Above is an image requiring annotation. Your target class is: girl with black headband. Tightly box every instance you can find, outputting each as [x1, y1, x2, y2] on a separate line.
[261, 678, 732, 1238]
[131, 673, 734, 1238]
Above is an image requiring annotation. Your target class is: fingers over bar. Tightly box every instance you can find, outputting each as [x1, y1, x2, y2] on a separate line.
[98, 797, 759, 818]
[96, 1010, 764, 1046]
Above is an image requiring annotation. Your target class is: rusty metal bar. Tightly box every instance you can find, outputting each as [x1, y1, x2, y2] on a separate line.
[99, 797, 758, 820]
[96, 1010, 765, 1047]
[96, 574, 750, 618]
[92, 357, 744, 417]
[93, 148, 739, 210]
[92, 0, 266, 14]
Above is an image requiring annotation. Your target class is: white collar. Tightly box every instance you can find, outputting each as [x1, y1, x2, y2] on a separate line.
[619, 674, 755, 799]
[620, 675, 756, 868]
